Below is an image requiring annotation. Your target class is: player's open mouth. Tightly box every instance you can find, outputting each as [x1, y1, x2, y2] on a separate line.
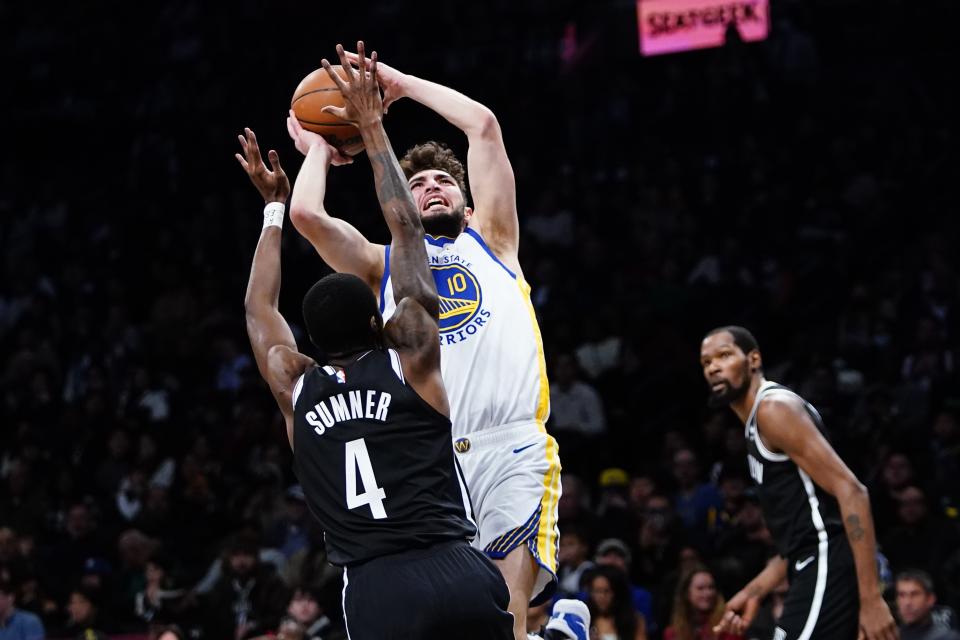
[710, 381, 727, 392]
[423, 197, 449, 212]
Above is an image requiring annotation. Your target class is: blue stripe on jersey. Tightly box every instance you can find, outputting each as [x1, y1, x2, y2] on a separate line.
[464, 227, 516, 279]
[378, 244, 391, 314]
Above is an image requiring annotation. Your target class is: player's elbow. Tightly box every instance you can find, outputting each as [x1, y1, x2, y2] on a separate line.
[838, 478, 868, 503]
[289, 203, 326, 233]
[470, 108, 500, 140]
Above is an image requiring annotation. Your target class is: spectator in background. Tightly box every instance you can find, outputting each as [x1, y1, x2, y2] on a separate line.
[151, 624, 187, 640]
[713, 487, 775, 595]
[134, 551, 186, 628]
[280, 586, 346, 640]
[0, 577, 44, 640]
[883, 487, 960, 589]
[584, 565, 647, 640]
[634, 494, 684, 589]
[664, 565, 741, 640]
[550, 353, 607, 438]
[896, 570, 960, 640]
[60, 586, 107, 639]
[594, 469, 636, 543]
[558, 474, 592, 526]
[202, 532, 289, 639]
[264, 485, 310, 560]
[557, 525, 595, 597]
[671, 449, 723, 545]
[592, 538, 655, 633]
[930, 410, 960, 516]
[871, 451, 917, 532]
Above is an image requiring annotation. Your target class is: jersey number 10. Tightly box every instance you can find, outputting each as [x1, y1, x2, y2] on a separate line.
[345, 438, 387, 519]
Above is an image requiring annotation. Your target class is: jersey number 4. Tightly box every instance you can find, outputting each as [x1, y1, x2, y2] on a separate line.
[345, 438, 387, 519]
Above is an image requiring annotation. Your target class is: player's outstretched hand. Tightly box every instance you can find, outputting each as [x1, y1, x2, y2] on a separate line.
[858, 596, 898, 640]
[342, 48, 405, 113]
[712, 590, 759, 635]
[236, 128, 290, 203]
[320, 41, 384, 128]
[286, 110, 353, 165]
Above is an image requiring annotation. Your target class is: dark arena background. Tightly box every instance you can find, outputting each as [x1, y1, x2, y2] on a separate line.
[1, 0, 958, 638]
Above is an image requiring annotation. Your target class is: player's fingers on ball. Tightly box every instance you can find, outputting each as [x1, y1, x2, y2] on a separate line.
[335, 44, 354, 80]
[321, 59, 348, 91]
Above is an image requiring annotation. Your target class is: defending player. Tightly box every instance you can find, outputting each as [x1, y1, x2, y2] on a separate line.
[287, 42, 561, 637]
[238, 48, 512, 639]
[700, 326, 897, 640]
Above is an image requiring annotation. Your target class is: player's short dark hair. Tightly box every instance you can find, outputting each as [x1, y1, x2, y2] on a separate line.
[302, 273, 381, 357]
[895, 569, 935, 594]
[400, 141, 469, 200]
[705, 325, 760, 355]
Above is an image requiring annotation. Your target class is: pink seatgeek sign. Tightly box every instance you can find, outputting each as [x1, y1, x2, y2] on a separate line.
[637, 0, 770, 56]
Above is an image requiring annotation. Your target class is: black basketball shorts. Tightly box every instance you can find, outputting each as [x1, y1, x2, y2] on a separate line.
[774, 538, 859, 640]
[341, 540, 514, 639]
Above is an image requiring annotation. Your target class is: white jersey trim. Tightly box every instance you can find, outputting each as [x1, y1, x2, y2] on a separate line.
[387, 349, 405, 383]
[797, 468, 829, 640]
[341, 567, 352, 640]
[291, 373, 306, 409]
[748, 381, 790, 462]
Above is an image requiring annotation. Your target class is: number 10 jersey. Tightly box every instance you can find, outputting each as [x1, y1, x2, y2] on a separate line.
[291, 348, 476, 566]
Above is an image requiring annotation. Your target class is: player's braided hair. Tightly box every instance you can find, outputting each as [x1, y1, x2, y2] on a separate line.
[400, 141, 469, 203]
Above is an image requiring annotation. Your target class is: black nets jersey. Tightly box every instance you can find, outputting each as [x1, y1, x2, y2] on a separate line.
[745, 381, 846, 560]
[291, 348, 476, 566]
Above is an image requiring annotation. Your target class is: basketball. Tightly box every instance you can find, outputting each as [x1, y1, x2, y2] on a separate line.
[291, 66, 364, 156]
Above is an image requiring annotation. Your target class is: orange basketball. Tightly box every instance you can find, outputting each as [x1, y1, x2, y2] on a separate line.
[291, 66, 364, 156]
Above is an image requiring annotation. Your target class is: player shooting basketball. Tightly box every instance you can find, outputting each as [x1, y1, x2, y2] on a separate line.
[286, 41, 565, 639]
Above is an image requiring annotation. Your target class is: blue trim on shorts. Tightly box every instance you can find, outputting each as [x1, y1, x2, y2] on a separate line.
[484, 504, 542, 556]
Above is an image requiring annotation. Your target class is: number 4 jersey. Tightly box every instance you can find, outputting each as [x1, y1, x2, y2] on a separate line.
[291, 348, 477, 566]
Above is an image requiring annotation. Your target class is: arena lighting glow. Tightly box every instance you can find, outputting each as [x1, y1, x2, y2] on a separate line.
[637, 0, 770, 56]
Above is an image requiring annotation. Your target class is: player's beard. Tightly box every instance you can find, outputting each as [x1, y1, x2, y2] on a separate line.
[421, 204, 466, 238]
[707, 372, 750, 409]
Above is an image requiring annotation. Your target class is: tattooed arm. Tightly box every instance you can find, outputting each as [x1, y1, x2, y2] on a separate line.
[319, 42, 447, 417]
[755, 394, 897, 640]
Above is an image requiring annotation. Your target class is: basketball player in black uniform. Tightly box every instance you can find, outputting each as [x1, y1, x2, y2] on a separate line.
[238, 44, 512, 639]
[699, 327, 896, 640]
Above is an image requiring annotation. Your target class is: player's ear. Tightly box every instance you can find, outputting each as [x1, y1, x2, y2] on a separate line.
[749, 350, 762, 372]
[463, 206, 474, 220]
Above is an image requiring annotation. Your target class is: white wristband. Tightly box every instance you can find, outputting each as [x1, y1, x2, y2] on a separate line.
[263, 202, 285, 229]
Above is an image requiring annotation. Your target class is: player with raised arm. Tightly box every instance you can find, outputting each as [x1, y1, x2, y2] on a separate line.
[238, 45, 512, 639]
[700, 326, 897, 640]
[287, 43, 564, 638]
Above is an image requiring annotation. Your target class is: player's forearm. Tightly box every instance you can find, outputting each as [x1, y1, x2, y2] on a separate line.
[401, 75, 497, 139]
[358, 121, 423, 240]
[244, 226, 282, 313]
[837, 480, 884, 602]
[245, 225, 297, 373]
[743, 556, 788, 599]
[289, 144, 333, 225]
[358, 121, 439, 317]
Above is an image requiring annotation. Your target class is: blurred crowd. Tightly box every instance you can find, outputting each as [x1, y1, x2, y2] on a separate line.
[1, 0, 957, 638]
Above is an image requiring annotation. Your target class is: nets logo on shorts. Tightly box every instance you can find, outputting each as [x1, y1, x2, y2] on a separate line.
[431, 264, 482, 333]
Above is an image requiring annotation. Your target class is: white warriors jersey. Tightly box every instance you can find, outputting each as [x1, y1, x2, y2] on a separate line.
[379, 228, 549, 437]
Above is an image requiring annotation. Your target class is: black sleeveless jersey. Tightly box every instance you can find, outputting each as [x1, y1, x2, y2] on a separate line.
[291, 348, 476, 566]
[745, 382, 846, 560]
